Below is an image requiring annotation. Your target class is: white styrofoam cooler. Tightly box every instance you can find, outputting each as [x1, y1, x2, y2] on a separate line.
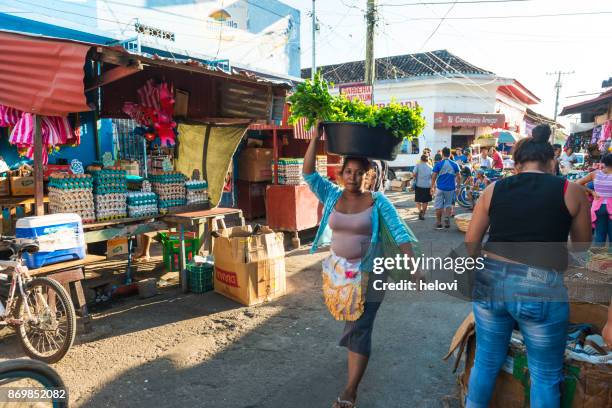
[16, 213, 86, 269]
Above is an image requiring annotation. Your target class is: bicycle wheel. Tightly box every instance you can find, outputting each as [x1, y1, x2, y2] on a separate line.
[16, 277, 77, 364]
[457, 186, 472, 209]
[0, 359, 67, 408]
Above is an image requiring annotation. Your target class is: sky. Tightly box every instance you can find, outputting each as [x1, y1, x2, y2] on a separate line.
[282, 0, 612, 126]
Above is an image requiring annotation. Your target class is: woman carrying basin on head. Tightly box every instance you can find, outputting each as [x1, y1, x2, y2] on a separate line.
[302, 127, 420, 408]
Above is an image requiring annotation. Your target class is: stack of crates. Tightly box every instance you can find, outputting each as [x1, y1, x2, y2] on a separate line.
[187, 258, 214, 293]
[273, 158, 304, 185]
[316, 155, 327, 176]
[158, 231, 200, 272]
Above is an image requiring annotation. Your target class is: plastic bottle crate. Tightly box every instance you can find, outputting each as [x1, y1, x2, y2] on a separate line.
[158, 232, 200, 272]
[187, 262, 214, 293]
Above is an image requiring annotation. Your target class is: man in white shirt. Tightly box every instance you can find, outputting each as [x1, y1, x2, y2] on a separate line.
[560, 147, 577, 169]
[480, 150, 493, 168]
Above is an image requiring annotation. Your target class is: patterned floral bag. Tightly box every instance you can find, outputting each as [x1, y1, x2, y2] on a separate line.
[321, 252, 368, 321]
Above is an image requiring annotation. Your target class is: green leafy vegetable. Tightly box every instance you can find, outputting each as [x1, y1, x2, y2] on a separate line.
[288, 71, 426, 140]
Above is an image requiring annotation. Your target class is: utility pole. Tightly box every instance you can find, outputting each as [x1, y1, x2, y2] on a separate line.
[365, 0, 377, 104]
[546, 70, 574, 144]
[311, 0, 316, 80]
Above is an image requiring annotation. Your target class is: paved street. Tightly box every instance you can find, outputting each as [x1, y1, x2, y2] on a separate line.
[1, 193, 471, 407]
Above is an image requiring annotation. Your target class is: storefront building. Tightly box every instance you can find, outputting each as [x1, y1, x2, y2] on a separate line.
[303, 50, 540, 167]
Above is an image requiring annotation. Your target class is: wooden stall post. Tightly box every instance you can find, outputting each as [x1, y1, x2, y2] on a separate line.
[33, 115, 44, 216]
[273, 128, 279, 185]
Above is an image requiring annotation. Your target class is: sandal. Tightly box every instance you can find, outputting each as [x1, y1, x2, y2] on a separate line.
[332, 397, 356, 408]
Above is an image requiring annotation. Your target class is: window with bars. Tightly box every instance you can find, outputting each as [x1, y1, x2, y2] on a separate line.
[112, 119, 147, 176]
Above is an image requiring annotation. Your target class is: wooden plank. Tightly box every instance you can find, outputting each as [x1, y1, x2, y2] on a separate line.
[29, 255, 106, 276]
[84, 62, 143, 92]
[84, 221, 167, 243]
[33, 115, 44, 216]
[163, 208, 244, 226]
[83, 215, 162, 231]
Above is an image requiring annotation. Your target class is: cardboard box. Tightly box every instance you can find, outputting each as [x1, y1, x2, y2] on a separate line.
[0, 177, 9, 196]
[107, 237, 129, 260]
[390, 179, 407, 192]
[238, 148, 273, 182]
[447, 303, 612, 408]
[118, 160, 140, 176]
[10, 176, 35, 196]
[213, 225, 286, 306]
[43, 164, 71, 181]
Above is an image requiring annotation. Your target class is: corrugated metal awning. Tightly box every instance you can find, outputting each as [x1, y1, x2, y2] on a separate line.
[561, 89, 612, 116]
[0, 31, 91, 116]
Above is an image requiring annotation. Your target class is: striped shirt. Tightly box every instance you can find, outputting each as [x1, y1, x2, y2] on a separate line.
[594, 170, 612, 199]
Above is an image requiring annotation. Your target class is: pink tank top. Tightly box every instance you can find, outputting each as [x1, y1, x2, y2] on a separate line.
[328, 206, 373, 262]
[594, 170, 612, 199]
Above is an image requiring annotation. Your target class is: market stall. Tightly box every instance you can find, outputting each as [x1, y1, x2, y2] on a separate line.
[0, 30, 291, 296]
[245, 108, 327, 248]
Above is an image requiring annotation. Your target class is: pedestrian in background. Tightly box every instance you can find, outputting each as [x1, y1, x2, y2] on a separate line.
[413, 154, 433, 220]
[480, 149, 492, 168]
[454, 147, 468, 164]
[490, 146, 504, 170]
[431, 147, 461, 229]
[577, 153, 612, 244]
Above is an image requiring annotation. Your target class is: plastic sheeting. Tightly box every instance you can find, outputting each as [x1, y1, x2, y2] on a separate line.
[175, 124, 247, 207]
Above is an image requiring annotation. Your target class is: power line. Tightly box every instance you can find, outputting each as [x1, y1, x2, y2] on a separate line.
[7, 0, 298, 49]
[381, 0, 533, 6]
[418, 1, 457, 51]
[386, 10, 612, 23]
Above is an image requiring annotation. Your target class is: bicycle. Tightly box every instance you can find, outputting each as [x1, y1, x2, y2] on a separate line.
[0, 236, 76, 363]
[0, 359, 68, 407]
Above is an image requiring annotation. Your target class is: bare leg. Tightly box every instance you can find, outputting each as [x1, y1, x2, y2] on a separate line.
[423, 202, 428, 215]
[436, 208, 443, 226]
[135, 234, 152, 261]
[339, 351, 369, 404]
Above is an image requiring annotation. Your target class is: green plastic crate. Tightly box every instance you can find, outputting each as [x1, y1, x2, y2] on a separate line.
[158, 232, 200, 272]
[187, 262, 214, 293]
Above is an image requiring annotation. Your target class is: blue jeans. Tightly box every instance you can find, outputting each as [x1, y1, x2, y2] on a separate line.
[466, 259, 569, 408]
[594, 204, 612, 244]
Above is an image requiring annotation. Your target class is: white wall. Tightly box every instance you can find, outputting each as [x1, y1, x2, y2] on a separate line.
[355, 77, 499, 153]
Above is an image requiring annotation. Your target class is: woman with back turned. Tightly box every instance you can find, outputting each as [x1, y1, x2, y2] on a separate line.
[464, 124, 607, 407]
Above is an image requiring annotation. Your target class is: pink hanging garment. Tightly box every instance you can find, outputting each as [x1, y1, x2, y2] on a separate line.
[602, 120, 612, 140]
[0, 105, 22, 127]
[10, 112, 34, 146]
[137, 79, 160, 110]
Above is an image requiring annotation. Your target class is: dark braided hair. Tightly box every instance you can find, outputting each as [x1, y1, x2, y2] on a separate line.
[512, 124, 555, 165]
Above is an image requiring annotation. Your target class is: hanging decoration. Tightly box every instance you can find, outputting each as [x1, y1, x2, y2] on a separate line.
[70, 159, 85, 174]
[0, 104, 78, 165]
[122, 79, 177, 147]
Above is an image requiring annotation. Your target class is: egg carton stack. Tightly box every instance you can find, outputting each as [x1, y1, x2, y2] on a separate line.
[48, 174, 95, 223]
[316, 155, 327, 175]
[149, 172, 186, 209]
[91, 169, 128, 221]
[273, 158, 304, 185]
[185, 180, 208, 205]
[127, 192, 158, 218]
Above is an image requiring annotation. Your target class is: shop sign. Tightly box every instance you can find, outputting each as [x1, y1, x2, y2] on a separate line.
[339, 84, 373, 104]
[434, 112, 505, 129]
[376, 101, 419, 109]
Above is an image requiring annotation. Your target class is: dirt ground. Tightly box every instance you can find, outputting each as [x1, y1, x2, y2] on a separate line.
[0, 192, 471, 407]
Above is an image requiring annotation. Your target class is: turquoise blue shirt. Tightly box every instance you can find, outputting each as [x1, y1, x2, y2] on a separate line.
[304, 171, 416, 254]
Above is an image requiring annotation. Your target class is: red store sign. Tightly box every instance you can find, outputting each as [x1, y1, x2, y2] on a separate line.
[434, 112, 505, 129]
[339, 83, 373, 104]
